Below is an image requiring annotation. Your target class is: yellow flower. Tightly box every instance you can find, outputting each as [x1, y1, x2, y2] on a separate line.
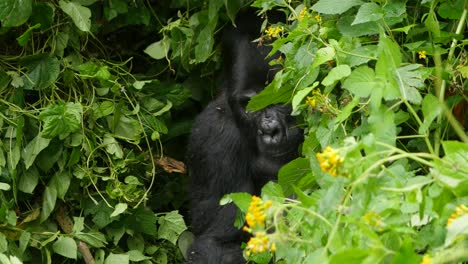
[305, 96, 316, 107]
[421, 254, 431, 264]
[298, 8, 311, 20]
[418, 50, 427, 59]
[363, 211, 383, 228]
[447, 204, 468, 227]
[244, 196, 272, 229]
[245, 232, 276, 256]
[314, 14, 322, 23]
[265, 26, 283, 38]
[316, 146, 343, 177]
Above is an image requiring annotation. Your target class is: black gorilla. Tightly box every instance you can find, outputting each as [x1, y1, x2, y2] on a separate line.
[186, 13, 303, 264]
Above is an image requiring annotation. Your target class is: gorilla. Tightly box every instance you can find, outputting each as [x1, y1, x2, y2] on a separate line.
[186, 12, 303, 264]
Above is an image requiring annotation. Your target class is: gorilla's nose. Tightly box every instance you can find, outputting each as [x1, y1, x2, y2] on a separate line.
[258, 116, 283, 144]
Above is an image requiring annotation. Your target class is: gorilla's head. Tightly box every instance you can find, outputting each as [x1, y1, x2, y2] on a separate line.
[224, 15, 303, 163]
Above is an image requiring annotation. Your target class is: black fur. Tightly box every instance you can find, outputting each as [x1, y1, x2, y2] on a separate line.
[186, 13, 303, 264]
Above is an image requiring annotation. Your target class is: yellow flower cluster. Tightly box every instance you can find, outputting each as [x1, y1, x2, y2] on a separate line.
[243, 196, 276, 256]
[418, 50, 427, 59]
[298, 8, 311, 20]
[314, 14, 322, 23]
[421, 254, 431, 264]
[446, 204, 468, 227]
[305, 96, 316, 107]
[316, 146, 343, 177]
[363, 211, 384, 231]
[265, 26, 283, 38]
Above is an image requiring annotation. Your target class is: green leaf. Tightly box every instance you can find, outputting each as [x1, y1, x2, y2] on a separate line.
[0, 0, 32, 27]
[220, 192, 252, 212]
[41, 185, 57, 222]
[312, 47, 336, 68]
[144, 38, 170, 60]
[19, 231, 31, 255]
[291, 82, 319, 115]
[16, 23, 41, 46]
[278, 158, 311, 196]
[396, 64, 425, 104]
[195, 24, 215, 63]
[59, 0, 91, 32]
[103, 134, 123, 159]
[157, 211, 187, 245]
[104, 253, 129, 264]
[20, 54, 60, 90]
[322, 65, 352, 86]
[352, 3, 383, 25]
[39, 102, 82, 139]
[433, 141, 468, 196]
[419, 94, 442, 134]
[0, 183, 10, 191]
[342, 66, 379, 98]
[128, 250, 152, 261]
[22, 134, 51, 170]
[18, 166, 39, 193]
[0, 233, 7, 252]
[246, 71, 293, 111]
[50, 171, 71, 200]
[110, 203, 128, 218]
[124, 208, 157, 236]
[330, 248, 369, 264]
[53, 237, 77, 259]
[110, 115, 142, 141]
[445, 214, 468, 246]
[30, 2, 55, 30]
[74, 232, 107, 248]
[312, 0, 363, 15]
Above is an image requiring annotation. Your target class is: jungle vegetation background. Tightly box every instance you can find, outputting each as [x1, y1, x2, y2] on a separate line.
[0, 0, 467, 263]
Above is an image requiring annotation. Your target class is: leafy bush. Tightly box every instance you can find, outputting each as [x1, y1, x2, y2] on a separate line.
[225, 0, 468, 263]
[0, 0, 467, 263]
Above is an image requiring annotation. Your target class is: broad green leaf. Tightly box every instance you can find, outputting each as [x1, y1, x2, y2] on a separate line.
[178, 231, 194, 260]
[50, 171, 71, 200]
[74, 232, 107, 248]
[0, 233, 7, 252]
[247, 71, 293, 111]
[128, 250, 152, 261]
[40, 185, 57, 222]
[322, 65, 351, 86]
[396, 64, 425, 104]
[261, 182, 285, 202]
[22, 134, 51, 170]
[104, 253, 129, 264]
[16, 24, 41, 46]
[195, 24, 214, 63]
[224, 0, 243, 23]
[124, 208, 157, 236]
[110, 203, 127, 218]
[20, 54, 60, 90]
[220, 192, 252, 212]
[18, 231, 31, 255]
[330, 248, 369, 264]
[110, 115, 142, 140]
[368, 105, 396, 147]
[352, 3, 383, 25]
[157, 211, 187, 245]
[144, 38, 170, 60]
[0, 0, 32, 27]
[312, 47, 336, 68]
[312, 0, 363, 15]
[103, 134, 123, 159]
[375, 36, 401, 101]
[419, 94, 441, 134]
[0, 182, 10, 191]
[39, 102, 82, 139]
[18, 166, 39, 193]
[59, 0, 91, 32]
[433, 141, 468, 196]
[291, 82, 319, 115]
[30, 2, 55, 30]
[342, 66, 378, 98]
[445, 214, 468, 246]
[52, 237, 77, 259]
[278, 158, 311, 196]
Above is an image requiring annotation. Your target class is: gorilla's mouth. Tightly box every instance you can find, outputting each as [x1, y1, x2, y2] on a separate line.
[257, 116, 284, 145]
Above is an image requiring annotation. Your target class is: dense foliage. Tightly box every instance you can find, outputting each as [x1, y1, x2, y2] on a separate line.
[0, 0, 467, 263]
